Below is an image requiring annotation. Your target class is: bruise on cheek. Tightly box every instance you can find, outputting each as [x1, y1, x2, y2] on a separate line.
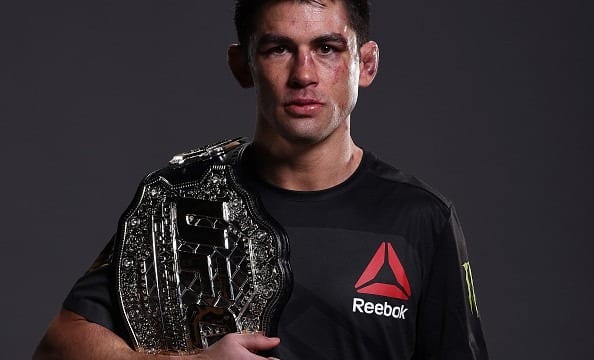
[326, 59, 349, 86]
[323, 52, 356, 85]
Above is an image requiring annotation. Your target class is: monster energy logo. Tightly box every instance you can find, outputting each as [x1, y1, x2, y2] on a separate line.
[462, 262, 479, 316]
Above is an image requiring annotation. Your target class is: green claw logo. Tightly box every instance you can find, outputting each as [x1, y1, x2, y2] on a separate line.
[462, 262, 479, 316]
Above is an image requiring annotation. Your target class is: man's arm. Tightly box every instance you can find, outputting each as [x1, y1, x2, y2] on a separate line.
[414, 207, 488, 359]
[33, 309, 280, 360]
[34, 309, 145, 360]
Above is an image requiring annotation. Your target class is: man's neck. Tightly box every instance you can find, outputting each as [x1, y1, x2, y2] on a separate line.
[251, 132, 363, 191]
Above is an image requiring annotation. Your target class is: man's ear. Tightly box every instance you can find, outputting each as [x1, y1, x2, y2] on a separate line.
[228, 44, 254, 88]
[358, 41, 379, 88]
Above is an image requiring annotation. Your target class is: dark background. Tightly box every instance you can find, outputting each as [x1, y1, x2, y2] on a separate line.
[1, 1, 591, 358]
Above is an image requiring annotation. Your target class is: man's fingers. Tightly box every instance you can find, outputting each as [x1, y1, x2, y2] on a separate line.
[232, 332, 280, 352]
[201, 332, 280, 359]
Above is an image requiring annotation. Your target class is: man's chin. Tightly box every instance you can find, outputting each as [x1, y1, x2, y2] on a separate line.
[278, 127, 333, 146]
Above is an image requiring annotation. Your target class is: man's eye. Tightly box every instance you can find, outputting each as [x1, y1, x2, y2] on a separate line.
[319, 44, 335, 54]
[268, 46, 288, 55]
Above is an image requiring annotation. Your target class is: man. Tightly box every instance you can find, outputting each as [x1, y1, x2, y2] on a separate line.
[34, 0, 488, 359]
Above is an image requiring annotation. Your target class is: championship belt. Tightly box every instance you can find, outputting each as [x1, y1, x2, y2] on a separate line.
[114, 138, 292, 354]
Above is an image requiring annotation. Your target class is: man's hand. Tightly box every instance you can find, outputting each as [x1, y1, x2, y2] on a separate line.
[33, 309, 280, 360]
[199, 332, 280, 360]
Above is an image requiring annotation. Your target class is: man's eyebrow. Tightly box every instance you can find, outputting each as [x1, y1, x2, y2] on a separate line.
[312, 33, 349, 47]
[256, 33, 293, 47]
[255, 33, 349, 47]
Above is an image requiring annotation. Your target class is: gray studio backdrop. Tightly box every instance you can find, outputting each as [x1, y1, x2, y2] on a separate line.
[1, 1, 591, 359]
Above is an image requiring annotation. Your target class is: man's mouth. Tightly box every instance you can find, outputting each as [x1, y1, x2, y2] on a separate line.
[284, 99, 324, 117]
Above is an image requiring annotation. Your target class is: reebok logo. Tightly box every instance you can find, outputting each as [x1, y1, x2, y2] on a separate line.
[352, 298, 408, 319]
[352, 242, 410, 320]
[354, 242, 411, 300]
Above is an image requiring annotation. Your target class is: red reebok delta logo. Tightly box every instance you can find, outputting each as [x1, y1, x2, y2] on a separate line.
[354, 242, 411, 300]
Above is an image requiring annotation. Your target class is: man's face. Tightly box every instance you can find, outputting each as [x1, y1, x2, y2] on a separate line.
[247, 0, 364, 144]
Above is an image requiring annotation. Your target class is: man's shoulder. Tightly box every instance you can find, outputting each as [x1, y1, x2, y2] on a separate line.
[363, 151, 452, 212]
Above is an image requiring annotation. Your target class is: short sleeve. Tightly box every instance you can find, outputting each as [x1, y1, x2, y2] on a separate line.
[62, 237, 129, 341]
[414, 207, 488, 359]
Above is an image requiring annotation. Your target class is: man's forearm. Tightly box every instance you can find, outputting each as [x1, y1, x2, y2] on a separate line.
[33, 309, 197, 360]
[33, 309, 279, 360]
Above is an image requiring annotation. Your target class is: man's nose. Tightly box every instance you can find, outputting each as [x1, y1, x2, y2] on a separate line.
[288, 50, 318, 88]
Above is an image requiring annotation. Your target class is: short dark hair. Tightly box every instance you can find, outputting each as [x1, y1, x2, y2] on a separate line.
[234, 0, 370, 50]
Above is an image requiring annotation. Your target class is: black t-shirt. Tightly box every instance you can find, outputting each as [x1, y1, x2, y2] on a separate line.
[64, 150, 488, 359]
